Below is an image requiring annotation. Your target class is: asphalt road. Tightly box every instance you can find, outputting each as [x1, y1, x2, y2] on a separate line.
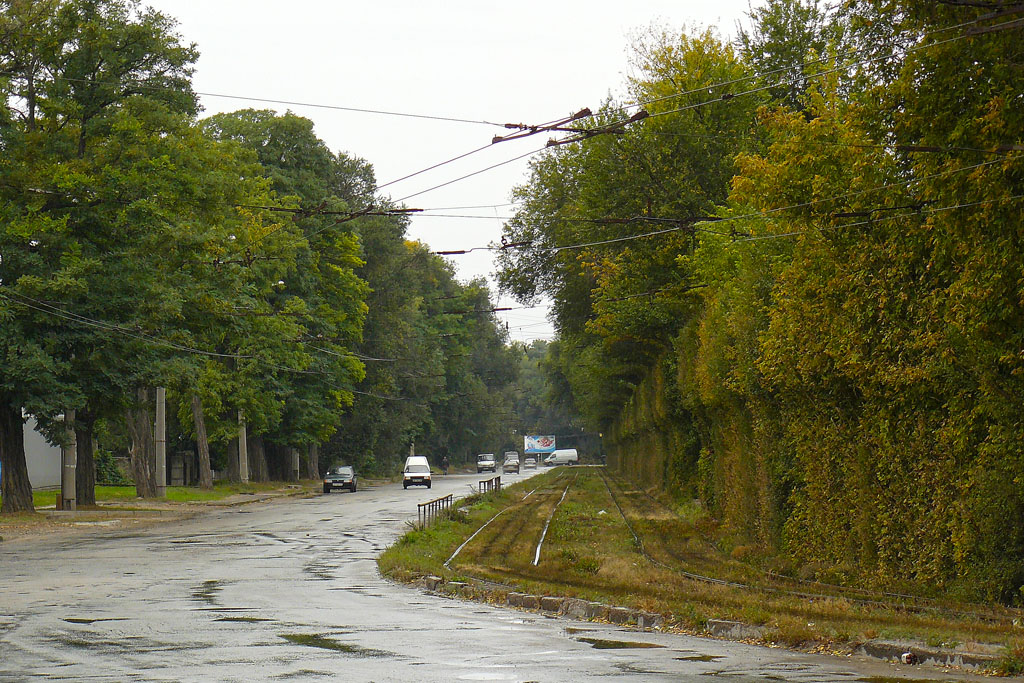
[0, 469, 994, 682]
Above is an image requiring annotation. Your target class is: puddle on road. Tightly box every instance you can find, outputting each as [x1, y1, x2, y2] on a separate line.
[52, 632, 193, 654]
[859, 678, 951, 683]
[676, 654, 723, 662]
[303, 561, 334, 580]
[54, 636, 108, 650]
[274, 669, 327, 680]
[565, 627, 598, 634]
[279, 633, 392, 658]
[615, 662, 673, 675]
[577, 637, 665, 650]
[191, 579, 223, 605]
[62, 617, 125, 625]
[215, 616, 272, 623]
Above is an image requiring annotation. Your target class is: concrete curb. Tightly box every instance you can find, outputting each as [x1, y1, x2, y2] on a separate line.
[411, 575, 1001, 672]
[418, 578, 663, 630]
[706, 618, 765, 641]
[856, 640, 1000, 670]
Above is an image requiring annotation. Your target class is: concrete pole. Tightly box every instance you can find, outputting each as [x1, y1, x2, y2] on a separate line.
[155, 387, 166, 498]
[61, 409, 77, 510]
[290, 448, 300, 482]
[238, 408, 249, 483]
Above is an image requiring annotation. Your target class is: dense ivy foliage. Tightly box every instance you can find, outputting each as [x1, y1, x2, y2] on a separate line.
[499, 1, 1024, 602]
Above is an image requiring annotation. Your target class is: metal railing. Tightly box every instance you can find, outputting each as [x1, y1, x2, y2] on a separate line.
[417, 493, 453, 528]
[479, 476, 501, 494]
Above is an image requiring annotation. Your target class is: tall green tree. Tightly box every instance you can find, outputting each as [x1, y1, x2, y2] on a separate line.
[1, 0, 298, 504]
[0, 0, 212, 508]
[736, 0, 845, 110]
[201, 109, 369, 479]
[498, 26, 761, 427]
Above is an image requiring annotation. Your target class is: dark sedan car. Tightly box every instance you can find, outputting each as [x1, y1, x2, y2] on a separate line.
[323, 465, 357, 493]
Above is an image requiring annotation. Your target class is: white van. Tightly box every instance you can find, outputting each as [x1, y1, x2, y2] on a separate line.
[403, 455, 431, 489]
[543, 449, 578, 466]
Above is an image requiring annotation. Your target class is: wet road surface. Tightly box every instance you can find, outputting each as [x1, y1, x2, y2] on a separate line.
[0, 471, 992, 681]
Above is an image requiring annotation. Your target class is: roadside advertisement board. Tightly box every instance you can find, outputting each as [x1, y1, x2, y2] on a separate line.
[524, 435, 556, 453]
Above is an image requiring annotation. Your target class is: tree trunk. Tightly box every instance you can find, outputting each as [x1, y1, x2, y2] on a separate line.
[0, 399, 34, 513]
[248, 435, 268, 482]
[264, 441, 292, 480]
[305, 443, 320, 479]
[191, 394, 213, 490]
[264, 441, 284, 480]
[126, 387, 156, 498]
[75, 413, 97, 507]
[290, 448, 300, 482]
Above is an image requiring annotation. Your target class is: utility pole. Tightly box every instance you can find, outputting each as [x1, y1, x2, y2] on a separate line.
[155, 387, 166, 498]
[61, 409, 77, 510]
[238, 408, 249, 483]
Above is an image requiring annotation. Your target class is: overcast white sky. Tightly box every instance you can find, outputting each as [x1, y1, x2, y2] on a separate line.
[146, 1, 760, 342]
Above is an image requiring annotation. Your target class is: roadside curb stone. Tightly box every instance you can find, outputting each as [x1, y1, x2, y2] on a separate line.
[520, 594, 541, 610]
[608, 607, 636, 625]
[408, 575, 1001, 673]
[561, 598, 589, 618]
[586, 602, 609, 621]
[419, 575, 443, 591]
[856, 640, 997, 670]
[540, 596, 564, 612]
[638, 611, 661, 629]
[706, 618, 765, 641]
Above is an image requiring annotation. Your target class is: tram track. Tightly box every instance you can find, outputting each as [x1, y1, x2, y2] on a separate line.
[597, 468, 1021, 626]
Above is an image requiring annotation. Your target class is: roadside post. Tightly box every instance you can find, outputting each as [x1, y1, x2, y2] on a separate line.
[155, 387, 166, 498]
[238, 409, 249, 483]
[60, 409, 77, 510]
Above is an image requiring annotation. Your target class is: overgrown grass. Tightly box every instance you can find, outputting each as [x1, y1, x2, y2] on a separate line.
[377, 491, 514, 582]
[378, 467, 1024, 664]
[997, 638, 1024, 675]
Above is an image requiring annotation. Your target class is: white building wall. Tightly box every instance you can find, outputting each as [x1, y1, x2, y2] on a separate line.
[24, 415, 62, 489]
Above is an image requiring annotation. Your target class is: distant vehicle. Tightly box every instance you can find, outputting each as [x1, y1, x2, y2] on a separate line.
[543, 448, 578, 466]
[502, 451, 520, 474]
[477, 453, 497, 473]
[403, 456, 432, 489]
[524, 456, 537, 469]
[323, 465, 357, 493]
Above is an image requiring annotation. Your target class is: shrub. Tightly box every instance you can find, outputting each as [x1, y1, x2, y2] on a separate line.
[95, 450, 131, 485]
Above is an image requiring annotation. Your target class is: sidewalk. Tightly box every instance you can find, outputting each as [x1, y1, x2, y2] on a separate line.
[0, 484, 316, 544]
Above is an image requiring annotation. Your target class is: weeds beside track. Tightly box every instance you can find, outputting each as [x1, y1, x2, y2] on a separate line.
[380, 466, 1022, 666]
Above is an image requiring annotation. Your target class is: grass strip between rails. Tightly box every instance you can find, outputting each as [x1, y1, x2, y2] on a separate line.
[377, 466, 1024, 674]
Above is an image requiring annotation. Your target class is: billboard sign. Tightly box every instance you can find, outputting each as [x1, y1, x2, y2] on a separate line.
[524, 435, 556, 453]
